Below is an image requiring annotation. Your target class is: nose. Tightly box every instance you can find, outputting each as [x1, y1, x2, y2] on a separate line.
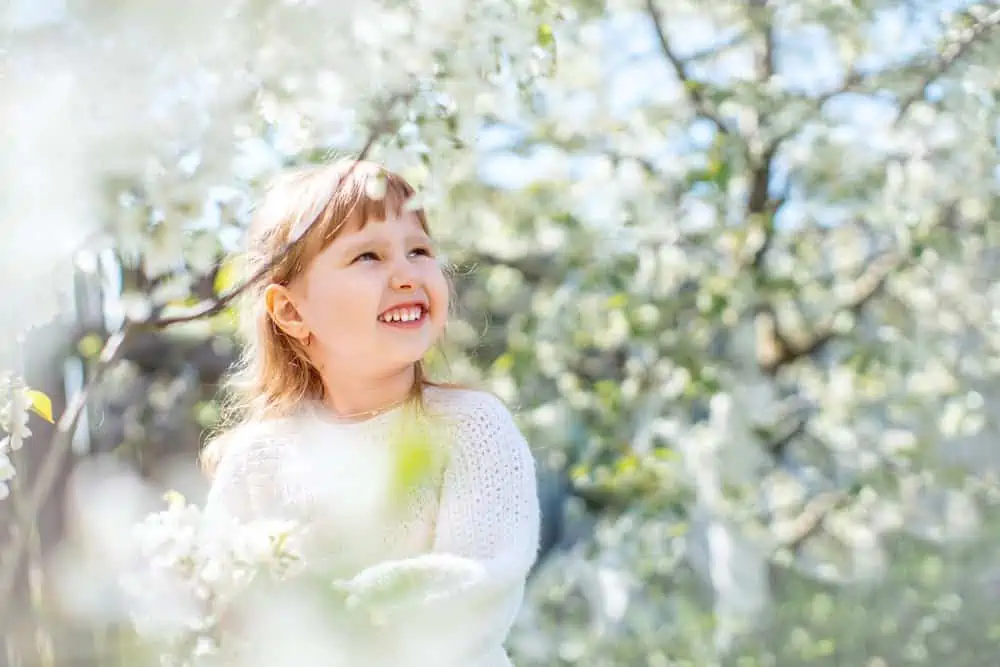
[389, 259, 418, 291]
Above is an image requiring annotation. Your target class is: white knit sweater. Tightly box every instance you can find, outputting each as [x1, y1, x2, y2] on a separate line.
[204, 387, 541, 667]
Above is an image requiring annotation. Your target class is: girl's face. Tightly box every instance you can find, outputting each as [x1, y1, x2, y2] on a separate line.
[270, 211, 449, 382]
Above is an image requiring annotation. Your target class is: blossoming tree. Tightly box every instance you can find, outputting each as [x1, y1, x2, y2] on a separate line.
[2, 0, 1000, 665]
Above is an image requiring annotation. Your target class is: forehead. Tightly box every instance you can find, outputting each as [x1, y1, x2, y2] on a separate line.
[334, 209, 428, 242]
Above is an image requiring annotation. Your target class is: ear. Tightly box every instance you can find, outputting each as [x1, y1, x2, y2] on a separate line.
[264, 283, 311, 343]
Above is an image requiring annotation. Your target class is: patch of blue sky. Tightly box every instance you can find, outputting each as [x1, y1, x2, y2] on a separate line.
[479, 2, 973, 195]
[477, 10, 704, 188]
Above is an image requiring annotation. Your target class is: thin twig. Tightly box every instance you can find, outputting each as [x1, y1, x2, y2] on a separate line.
[147, 130, 381, 328]
[894, 7, 1000, 122]
[0, 329, 129, 617]
[768, 6, 1000, 148]
[644, 0, 730, 136]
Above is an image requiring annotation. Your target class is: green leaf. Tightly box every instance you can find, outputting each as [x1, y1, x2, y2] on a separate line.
[606, 292, 628, 310]
[77, 333, 104, 359]
[389, 407, 450, 504]
[536, 23, 554, 47]
[213, 255, 243, 296]
[163, 489, 186, 510]
[491, 352, 515, 374]
[25, 389, 54, 424]
[708, 158, 731, 188]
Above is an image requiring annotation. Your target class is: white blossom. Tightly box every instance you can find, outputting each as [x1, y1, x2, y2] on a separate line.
[120, 493, 304, 665]
[3, 0, 1000, 662]
[0, 453, 15, 500]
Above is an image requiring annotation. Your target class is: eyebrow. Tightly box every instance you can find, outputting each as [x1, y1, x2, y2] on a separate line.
[338, 231, 432, 256]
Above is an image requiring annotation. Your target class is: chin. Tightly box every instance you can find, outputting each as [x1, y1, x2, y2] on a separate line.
[382, 345, 434, 371]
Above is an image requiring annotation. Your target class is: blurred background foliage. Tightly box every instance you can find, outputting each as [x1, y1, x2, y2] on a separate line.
[2, 0, 1000, 665]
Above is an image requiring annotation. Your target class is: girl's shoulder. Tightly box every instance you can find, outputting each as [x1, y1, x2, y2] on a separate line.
[422, 385, 516, 421]
[422, 385, 526, 444]
[206, 414, 304, 468]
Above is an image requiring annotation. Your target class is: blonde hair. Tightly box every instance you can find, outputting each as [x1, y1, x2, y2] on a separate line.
[201, 159, 445, 475]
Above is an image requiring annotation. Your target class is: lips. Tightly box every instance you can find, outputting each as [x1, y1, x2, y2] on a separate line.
[377, 302, 428, 324]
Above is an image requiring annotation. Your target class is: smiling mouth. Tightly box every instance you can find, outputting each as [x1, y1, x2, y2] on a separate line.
[377, 304, 428, 327]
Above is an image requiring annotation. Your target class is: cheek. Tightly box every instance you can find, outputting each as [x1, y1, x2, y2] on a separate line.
[427, 266, 450, 321]
[300, 271, 375, 335]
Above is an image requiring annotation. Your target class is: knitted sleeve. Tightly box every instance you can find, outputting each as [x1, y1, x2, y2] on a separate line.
[336, 390, 541, 662]
[202, 424, 294, 525]
[203, 433, 257, 524]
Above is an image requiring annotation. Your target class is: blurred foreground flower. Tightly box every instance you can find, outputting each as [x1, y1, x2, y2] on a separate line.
[0, 375, 55, 498]
[0, 452, 14, 499]
[120, 491, 303, 667]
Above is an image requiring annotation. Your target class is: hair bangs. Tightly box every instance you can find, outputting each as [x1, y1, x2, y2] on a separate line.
[299, 163, 425, 259]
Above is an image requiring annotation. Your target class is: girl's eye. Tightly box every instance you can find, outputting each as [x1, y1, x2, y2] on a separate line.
[353, 251, 380, 263]
[410, 246, 433, 258]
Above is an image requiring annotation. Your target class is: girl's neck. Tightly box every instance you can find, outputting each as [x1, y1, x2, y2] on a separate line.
[320, 365, 417, 421]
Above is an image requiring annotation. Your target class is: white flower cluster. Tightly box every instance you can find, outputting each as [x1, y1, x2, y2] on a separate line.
[120, 492, 303, 667]
[0, 379, 33, 500]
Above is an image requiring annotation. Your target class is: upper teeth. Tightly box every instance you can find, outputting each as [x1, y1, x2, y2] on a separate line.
[380, 306, 423, 322]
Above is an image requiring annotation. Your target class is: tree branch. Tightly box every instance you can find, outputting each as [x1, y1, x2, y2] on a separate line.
[775, 489, 850, 552]
[746, 143, 782, 272]
[604, 148, 660, 179]
[753, 200, 961, 376]
[748, 0, 776, 82]
[739, 0, 784, 273]
[894, 7, 1000, 122]
[688, 30, 750, 64]
[612, 29, 750, 74]
[757, 250, 899, 374]
[146, 131, 381, 329]
[759, 411, 810, 461]
[502, 134, 663, 180]
[644, 0, 730, 136]
[768, 6, 1000, 148]
[0, 329, 129, 617]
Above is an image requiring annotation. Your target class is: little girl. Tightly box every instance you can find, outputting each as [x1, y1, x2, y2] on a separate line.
[201, 160, 540, 666]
